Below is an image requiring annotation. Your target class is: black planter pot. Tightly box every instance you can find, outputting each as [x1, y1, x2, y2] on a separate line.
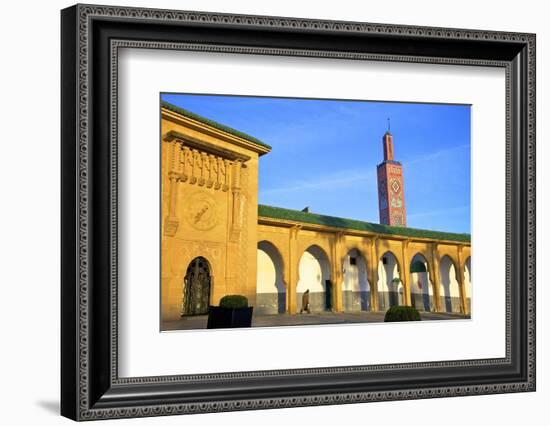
[207, 306, 253, 329]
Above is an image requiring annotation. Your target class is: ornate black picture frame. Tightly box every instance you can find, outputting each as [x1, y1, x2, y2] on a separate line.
[61, 3, 536, 421]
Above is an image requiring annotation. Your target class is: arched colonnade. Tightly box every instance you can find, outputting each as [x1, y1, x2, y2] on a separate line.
[255, 224, 471, 315]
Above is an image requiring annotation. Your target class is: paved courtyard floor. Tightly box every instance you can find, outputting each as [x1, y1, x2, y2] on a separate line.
[161, 310, 469, 331]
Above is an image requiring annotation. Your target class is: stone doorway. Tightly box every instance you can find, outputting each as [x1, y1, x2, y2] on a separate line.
[182, 257, 211, 316]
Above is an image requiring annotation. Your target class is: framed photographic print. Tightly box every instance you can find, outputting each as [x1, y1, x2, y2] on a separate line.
[61, 3, 536, 421]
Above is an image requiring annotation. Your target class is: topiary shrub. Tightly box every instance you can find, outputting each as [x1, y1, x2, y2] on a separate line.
[384, 305, 421, 322]
[219, 295, 249, 309]
[208, 295, 253, 329]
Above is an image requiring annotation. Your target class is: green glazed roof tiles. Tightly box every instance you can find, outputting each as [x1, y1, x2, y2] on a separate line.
[161, 101, 271, 150]
[258, 204, 471, 243]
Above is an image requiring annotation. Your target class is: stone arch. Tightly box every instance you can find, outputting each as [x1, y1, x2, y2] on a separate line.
[181, 256, 213, 316]
[464, 256, 472, 313]
[378, 251, 403, 310]
[342, 248, 370, 312]
[439, 255, 461, 313]
[409, 252, 433, 312]
[296, 239, 332, 265]
[256, 240, 286, 315]
[297, 245, 332, 312]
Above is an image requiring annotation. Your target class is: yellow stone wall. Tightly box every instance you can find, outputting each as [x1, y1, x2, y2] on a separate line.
[160, 108, 268, 322]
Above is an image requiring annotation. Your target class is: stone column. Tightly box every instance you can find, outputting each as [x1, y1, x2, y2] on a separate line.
[226, 160, 246, 297]
[368, 238, 380, 311]
[457, 246, 468, 315]
[164, 141, 180, 237]
[401, 240, 412, 306]
[222, 159, 230, 191]
[229, 160, 243, 241]
[332, 232, 345, 313]
[430, 244, 442, 312]
[287, 225, 301, 314]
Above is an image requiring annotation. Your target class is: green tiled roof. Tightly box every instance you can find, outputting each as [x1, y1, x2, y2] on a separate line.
[258, 205, 471, 243]
[161, 101, 271, 150]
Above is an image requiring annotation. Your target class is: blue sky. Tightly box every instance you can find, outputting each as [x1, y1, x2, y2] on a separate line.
[161, 93, 471, 234]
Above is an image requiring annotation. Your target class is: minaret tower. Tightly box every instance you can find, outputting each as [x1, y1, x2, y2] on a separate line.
[377, 120, 406, 226]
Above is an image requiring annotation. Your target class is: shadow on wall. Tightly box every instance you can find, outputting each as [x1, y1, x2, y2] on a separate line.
[297, 245, 331, 312]
[441, 279, 453, 312]
[343, 249, 370, 312]
[277, 292, 286, 313]
[256, 241, 286, 315]
[410, 256, 433, 312]
[439, 256, 460, 313]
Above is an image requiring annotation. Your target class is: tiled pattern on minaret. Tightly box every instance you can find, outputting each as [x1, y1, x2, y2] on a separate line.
[377, 131, 406, 227]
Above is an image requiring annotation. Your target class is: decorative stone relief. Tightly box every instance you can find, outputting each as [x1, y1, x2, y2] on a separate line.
[183, 190, 219, 231]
